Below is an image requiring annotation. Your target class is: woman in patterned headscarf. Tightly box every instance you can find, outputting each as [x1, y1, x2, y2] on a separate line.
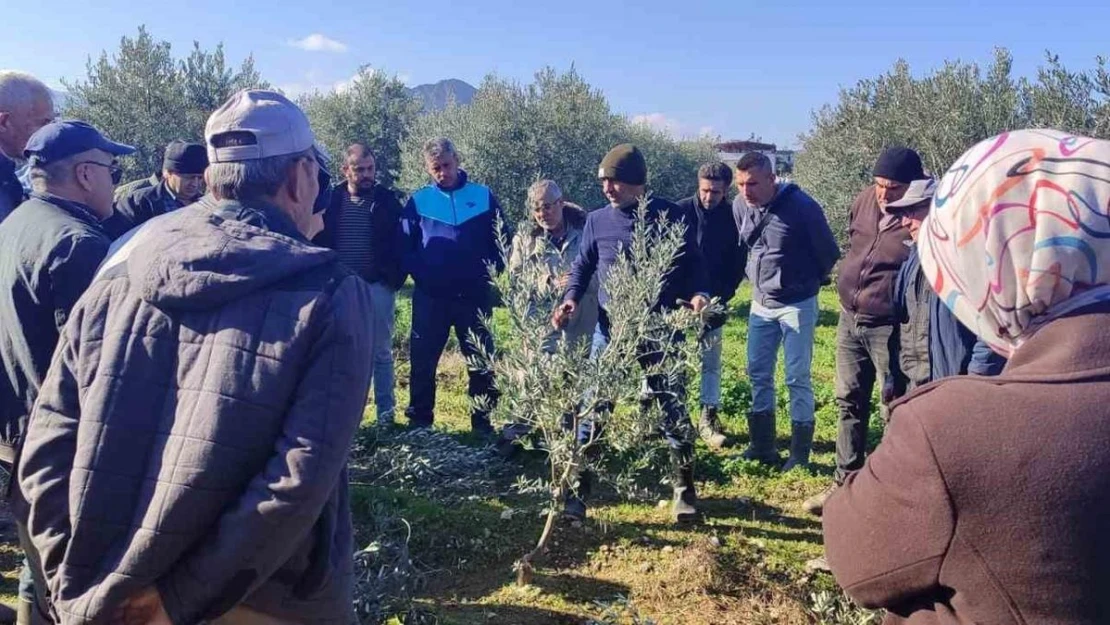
[821, 129, 1110, 624]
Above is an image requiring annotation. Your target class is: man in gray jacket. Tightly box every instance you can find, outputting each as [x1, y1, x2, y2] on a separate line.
[18, 90, 374, 625]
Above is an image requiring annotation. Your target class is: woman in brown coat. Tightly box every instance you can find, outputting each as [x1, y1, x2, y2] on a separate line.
[823, 129, 1110, 624]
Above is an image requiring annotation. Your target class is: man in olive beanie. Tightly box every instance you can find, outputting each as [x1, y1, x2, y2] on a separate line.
[597, 143, 647, 184]
[555, 143, 709, 525]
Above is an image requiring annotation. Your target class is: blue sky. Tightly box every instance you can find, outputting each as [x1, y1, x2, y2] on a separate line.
[4, 0, 1109, 148]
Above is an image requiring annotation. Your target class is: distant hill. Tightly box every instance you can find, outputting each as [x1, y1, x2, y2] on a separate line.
[408, 79, 476, 112]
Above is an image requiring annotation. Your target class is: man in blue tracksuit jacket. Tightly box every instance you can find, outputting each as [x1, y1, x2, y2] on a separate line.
[400, 138, 510, 435]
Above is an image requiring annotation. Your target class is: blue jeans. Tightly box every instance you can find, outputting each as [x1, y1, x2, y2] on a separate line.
[746, 296, 818, 424]
[368, 282, 396, 423]
[699, 326, 724, 406]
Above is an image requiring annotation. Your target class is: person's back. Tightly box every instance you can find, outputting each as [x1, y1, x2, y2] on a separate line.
[826, 306, 1110, 623]
[20, 198, 373, 624]
[19, 89, 374, 625]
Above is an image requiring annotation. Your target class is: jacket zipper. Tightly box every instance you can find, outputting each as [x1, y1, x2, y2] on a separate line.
[851, 210, 883, 314]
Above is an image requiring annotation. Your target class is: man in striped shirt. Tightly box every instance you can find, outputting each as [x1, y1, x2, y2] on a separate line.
[316, 144, 405, 425]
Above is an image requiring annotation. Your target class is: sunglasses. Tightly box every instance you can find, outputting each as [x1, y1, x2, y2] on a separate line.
[78, 160, 124, 185]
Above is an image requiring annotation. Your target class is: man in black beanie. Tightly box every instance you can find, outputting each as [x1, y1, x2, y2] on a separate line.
[803, 146, 922, 517]
[114, 139, 208, 228]
[554, 143, 709, 525]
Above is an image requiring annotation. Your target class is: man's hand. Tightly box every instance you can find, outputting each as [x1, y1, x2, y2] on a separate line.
[114, 586, 172, 625]
[552, 300, 576, 329]
[690, 294, 710, 314]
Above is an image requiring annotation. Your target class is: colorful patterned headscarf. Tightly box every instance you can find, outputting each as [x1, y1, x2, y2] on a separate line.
[918, 129, 1110, 357]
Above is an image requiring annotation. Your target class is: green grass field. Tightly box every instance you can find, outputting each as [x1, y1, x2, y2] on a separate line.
[0, 284, 881, 623]
[356, 284, 883, 624]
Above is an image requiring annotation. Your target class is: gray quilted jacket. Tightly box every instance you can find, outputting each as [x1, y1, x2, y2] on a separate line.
[18, 197, 375, 625]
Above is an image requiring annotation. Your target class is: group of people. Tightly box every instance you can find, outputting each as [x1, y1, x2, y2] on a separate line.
[2, 66, 1110, 625]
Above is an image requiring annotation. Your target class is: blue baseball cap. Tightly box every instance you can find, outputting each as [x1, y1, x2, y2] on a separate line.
[24, 120, 135, 164]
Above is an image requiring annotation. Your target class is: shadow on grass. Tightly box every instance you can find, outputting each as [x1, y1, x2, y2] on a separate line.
[426, 602, 592, 625]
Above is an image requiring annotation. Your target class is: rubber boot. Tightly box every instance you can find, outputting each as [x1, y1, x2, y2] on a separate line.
[782, 422, 815, 471]
[697, 405, 727, 450]
[741, 410, 780, 466]
[562, 469, 592, 524]
[669, 446, 698, 523]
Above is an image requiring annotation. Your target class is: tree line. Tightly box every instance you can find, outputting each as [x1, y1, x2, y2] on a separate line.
[62, 29, 1110, 231]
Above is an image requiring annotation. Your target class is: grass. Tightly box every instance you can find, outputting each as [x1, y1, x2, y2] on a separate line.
[0, 284, 881, 622]
[360, 284, 883, 624]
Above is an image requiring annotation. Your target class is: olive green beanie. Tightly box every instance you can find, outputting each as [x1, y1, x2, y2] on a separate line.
[598, 143, 647, 185]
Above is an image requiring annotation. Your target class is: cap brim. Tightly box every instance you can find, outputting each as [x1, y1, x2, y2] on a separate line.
[885, 196, 932, 210]
[101, 139, 136, 157]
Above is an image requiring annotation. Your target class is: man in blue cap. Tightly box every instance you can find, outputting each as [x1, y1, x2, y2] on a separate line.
[0, 119, 133, 625]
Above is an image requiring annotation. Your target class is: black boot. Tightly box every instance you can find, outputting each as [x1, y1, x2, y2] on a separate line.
[562, 469, 592, 524]
[669, 446, 698, 523]
[697, 405, 727, 449]
[782, 422, 815, 471]
[741, 410, 780, 466]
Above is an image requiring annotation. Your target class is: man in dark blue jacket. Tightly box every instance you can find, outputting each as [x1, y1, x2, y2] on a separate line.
[400, 138, 509, 436]
[555, 144, 710, 524]
[677, 162, 744, 449]
[0, 119, 134, 625]
[734, 152, 839, 472]
[315, 144, 405, 426]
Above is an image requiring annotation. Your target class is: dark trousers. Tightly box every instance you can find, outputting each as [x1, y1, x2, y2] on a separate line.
[577, 315, 694, 454]
[833, 312, 900, 482]
[406, 288, 498, 430]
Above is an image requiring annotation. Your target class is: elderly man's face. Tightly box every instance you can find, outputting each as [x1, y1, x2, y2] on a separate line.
[0, 94, 54, 159]
[344, 154, 376, 192]
[896, 202, 931, 241]
[697, 179, 728, 209]
[72, 149, 119, 219]
[425, 153, 459, 189]
[532, 197, 565, 233]
[874, 176, 909, 210]
[165, 171, 205, 203]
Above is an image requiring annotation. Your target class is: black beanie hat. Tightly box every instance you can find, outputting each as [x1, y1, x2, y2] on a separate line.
[872, 147, 925, 184]
[598, 144, 647, 185]
[163, 140, 209, 175]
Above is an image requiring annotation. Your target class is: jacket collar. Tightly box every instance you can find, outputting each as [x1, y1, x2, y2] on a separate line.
[30, 192, 105, 230]
[202, 197, 307, 243]
[1000, 301, 1110, 378]
[435, 169, 469, 193]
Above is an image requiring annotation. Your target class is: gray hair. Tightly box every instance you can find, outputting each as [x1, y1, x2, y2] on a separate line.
[527, 180, 562, 208]
[422, 137, 457, 161]
[205, 148, 311, 202]
[28, 153, 80, 193]
[0, 70, 51, 114]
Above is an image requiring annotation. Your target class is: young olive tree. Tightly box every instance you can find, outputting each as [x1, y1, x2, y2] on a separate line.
[469, 200, 706, 585]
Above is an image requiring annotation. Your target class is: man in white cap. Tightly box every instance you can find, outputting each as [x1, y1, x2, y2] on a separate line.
[18, 90, 375, 625]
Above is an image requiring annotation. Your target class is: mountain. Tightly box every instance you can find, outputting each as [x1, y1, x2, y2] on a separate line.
[408, 79, 476, 112]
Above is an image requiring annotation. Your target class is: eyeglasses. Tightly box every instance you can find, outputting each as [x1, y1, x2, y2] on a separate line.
[77, 161, 123, 185]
